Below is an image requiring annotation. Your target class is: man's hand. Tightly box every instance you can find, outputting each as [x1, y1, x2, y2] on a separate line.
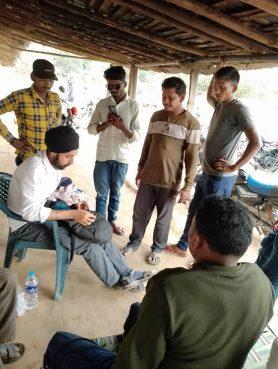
[76, 201, 89, 211]
[135, 171, 141, 187]
[73, 209, 96, 226]
[177, 189, 190, 203]
[213, 158, 236, 173]
[96, 121, 112, 133]
[109, 114, 126, 131]
[12, 138, 33, 154]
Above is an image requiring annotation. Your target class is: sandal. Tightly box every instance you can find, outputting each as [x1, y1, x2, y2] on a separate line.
[164, 244, 187, 257]
[0, 343, 25, 364]
[110, 223, 124, 236]
[147, 251, 162, 265]
[121, 245, 136, 256]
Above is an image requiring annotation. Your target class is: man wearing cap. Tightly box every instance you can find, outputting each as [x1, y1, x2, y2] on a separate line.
[0, 59, 61, 166]
[7, 126, 153, 291]
[87, 66, 140, 235]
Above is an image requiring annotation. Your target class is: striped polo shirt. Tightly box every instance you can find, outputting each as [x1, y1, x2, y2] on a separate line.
[138, 109, 200, 190]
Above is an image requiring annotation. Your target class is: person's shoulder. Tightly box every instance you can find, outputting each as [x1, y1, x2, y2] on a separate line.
[14, 153, 45, 179]
[10, 87, 32, 99]
[152, 267, 191, 288]
[225, 99, 249, 114]
[126, 97, 139, 108]
[150, 109, 165, 122]
[93, 97, 110, 110]
[240, 262, 274, 287]
[241, 262, 268, 275]
[97, 96, 111, 105]
[48, 91, 61, 101]
[183, 110, 200, 130]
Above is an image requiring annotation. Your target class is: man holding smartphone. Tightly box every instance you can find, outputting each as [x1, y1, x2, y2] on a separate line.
[87, 66, 140, 235]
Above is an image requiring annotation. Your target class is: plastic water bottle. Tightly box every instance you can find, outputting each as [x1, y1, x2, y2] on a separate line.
[24, 271, 38, 310]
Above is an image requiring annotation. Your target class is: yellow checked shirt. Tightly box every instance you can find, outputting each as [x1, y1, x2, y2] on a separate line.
[0, 84, 62, 161]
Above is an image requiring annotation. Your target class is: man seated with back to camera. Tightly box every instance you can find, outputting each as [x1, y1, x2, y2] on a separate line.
[44, 196, 275, 369]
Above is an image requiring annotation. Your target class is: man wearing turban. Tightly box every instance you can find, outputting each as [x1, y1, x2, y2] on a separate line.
[7, 126, 153, 291]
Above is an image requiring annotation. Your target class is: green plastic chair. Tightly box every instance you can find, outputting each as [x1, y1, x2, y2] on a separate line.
[0, 172, 70, 300]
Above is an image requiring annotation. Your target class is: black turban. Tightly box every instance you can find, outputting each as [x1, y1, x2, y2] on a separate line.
[45, 126, 79, 153]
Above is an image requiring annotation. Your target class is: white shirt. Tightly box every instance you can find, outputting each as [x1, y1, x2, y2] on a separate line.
[87, 95, 140, 163]
[7, 151, 62, 232]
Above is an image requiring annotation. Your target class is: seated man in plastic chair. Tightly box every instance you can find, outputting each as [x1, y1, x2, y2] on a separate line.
[0, 268, 25, 369]
[7, 126, 153, 291]
[44, 196, 275, 369]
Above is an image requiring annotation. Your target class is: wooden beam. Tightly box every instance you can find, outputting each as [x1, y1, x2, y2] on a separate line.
[129, 0, 272, 54]
[167, 0, 278, 49]
[187, 69, 199, 112]
[128, 65, 138, 99]
[0, 3, 163, 65]
[183, 53, 278, 66]
[113, 0, 224, 44]
[213, 0, 237, 8]
[135, 61, 179, 68]
[42, 0, 207, 57]
[0, 15, 130, 65]
[240, 0, 278, 17]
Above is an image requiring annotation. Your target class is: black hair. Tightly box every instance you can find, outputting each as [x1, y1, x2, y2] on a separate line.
[161, 77, 186, 96]
[214, 66, 240, 85]
[104, 66, 126, 81]
[195, 195, 253, 256]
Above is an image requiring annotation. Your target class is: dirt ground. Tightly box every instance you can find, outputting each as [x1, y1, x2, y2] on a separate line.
[0, 128, 270, 369]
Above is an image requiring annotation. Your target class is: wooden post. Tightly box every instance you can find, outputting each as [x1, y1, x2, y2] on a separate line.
[128, 65, 138, 99]
[187, 69, 199, 112]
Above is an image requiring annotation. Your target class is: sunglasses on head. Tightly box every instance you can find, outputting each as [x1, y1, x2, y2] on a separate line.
[106, 82, 123, 91]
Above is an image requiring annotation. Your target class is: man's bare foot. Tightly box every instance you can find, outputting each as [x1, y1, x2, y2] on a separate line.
[164, 244, 187, 257]
[110, 222, 124, 235]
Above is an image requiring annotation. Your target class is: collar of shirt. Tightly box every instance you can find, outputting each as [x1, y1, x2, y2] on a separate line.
[109, 93, 129, 106]
[30, 84, 49, 104]
[41, 151, 56, 174]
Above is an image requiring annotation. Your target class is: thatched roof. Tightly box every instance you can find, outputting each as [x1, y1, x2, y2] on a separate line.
[0, 0, 277, 73]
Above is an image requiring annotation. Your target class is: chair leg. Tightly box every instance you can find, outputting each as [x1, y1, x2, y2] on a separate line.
[17, 248, 27, 262]
[4, 236, 17, 268]
[54, 245, 70, 300]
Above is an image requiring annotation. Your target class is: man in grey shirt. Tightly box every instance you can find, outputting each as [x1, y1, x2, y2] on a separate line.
[166, 66, 262, 256]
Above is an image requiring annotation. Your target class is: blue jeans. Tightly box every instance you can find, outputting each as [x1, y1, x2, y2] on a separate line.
[93, 160, 128, 222]
[256, 231, 278, 299]
[178, 172, 237, 251]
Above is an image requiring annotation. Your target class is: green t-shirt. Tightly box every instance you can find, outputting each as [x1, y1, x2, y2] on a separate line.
[112, 263, 275, 369]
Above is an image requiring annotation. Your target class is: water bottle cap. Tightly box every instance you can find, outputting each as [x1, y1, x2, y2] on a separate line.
[28, 271, 35, 277]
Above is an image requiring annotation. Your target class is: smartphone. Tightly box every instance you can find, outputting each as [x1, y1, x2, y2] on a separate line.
[108, 105, 118, 116]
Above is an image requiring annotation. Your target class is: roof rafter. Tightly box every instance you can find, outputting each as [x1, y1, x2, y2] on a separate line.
[240, 0, 278, 17]
[167, 0, 278, 50]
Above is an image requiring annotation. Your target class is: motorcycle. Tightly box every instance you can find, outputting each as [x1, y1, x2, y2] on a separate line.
[59, 86, 78, 129]
[61, 106, 78, 129]
[236, 139, 278, 233]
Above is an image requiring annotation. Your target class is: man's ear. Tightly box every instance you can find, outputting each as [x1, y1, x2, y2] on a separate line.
[124, 81, 127, 88]
[232, 84, 238, 93]
[192, 231, 208, 254]
[30, 72, 35, 82]
[179, 94, 185, 103]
